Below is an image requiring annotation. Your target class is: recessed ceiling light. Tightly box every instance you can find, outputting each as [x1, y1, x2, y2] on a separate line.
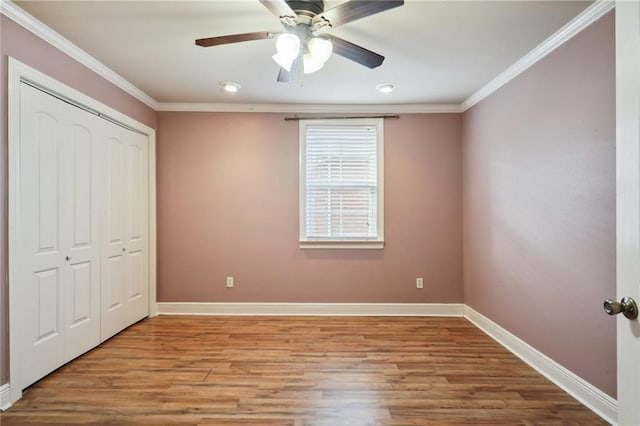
[376, 83, 395, 94]
[221, 81, 241, 93]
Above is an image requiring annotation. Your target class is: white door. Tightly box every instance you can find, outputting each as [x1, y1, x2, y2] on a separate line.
[61, 103, 102, 360]
[615, 1, 640, 424]
[16, 83, 101, 389]
[100, 124, 149, 340]
[123, 131, 149, 326]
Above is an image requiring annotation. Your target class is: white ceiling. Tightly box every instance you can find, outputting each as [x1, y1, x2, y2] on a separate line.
[14, 0, 592, 106]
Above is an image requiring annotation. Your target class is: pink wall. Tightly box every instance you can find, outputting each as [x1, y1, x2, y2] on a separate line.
[462, 12, 616, 397]
[157, 112, 463, 304]
[0, 15, 157, 385]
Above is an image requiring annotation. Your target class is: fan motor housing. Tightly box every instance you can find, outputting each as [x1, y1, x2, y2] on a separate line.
[285, 0, 325, 17]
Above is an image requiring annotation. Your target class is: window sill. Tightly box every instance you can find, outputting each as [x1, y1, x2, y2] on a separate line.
[299, 240, 385, 250]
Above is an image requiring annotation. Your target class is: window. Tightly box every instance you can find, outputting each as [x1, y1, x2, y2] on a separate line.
[299, 118, 384, 249]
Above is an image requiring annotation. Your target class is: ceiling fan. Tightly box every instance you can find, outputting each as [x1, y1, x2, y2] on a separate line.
[195, 0, 405, 83]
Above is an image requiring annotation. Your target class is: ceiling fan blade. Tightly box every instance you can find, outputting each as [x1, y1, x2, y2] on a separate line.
[313, 0, 404, 28]
[330, 35, 385, 69]
[195, 31, 273, 47]
[277, 67, 292, 83]
[259, 0, 296, 18]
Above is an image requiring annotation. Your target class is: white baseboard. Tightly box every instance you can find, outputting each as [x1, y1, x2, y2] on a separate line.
[156, 302, 465, 317]
[463, 306, 617, 425]
[0, 383, 12, 411]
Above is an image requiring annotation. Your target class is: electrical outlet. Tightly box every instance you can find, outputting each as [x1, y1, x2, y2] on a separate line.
[226, 276, 234, 288]
[416, 278, 424, 289]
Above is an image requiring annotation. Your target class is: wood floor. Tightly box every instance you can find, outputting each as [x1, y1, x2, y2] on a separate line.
[1, 316, 607, 425]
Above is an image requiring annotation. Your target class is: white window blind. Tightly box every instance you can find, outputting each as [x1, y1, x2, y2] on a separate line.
[300, 118, 384, 248]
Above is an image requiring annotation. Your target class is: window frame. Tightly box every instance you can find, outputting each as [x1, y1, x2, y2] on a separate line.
[299, 118, 384, 249]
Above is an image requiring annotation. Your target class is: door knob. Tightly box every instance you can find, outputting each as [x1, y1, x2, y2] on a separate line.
[603, 297, 638, 320]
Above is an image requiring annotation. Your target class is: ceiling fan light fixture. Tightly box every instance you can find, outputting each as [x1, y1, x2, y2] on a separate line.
[376, 83, 395, 94]
[302, 36, 333, 74]
[307, 36, 333, 63]
[272, 52, 296, 72]
[195, 0, 404, 83]
[303, 53, 325, 74]
[273, 33, 301, 71]
[221, 81, 241, 93]
[276, 33, 301, 56]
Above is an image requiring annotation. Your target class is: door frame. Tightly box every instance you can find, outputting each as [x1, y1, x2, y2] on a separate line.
[7, 57, 158, 404]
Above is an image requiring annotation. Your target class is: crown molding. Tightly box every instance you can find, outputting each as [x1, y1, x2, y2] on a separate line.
[0, 0, 160, 110]
[460, 0, 615, 112]
[156, 103, 463, 113]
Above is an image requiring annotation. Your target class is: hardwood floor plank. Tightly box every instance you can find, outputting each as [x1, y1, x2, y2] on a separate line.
[0, 316, 607, 425]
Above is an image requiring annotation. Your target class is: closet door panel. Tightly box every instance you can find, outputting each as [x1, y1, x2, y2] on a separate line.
[128, 143, 144, 243]
[108, 138, 125, 244]
[101, 134, 129, 340]
[62, 123, 101, 360]
[106, 256, 125, 308]
[128, 251, 144, 301]
[19, 87, 65, 389]
[69, 262, 92, 323]
[124, 133, 148, 324]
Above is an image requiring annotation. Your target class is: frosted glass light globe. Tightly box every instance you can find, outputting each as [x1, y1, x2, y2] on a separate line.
[276, 33, 300, 58]
[272, 33, 301, 72]
[303, 54, 325, 74]
[307, 36, 333, 64]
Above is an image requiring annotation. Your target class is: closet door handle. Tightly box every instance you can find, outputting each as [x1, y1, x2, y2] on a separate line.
[65, 256, 71, 261]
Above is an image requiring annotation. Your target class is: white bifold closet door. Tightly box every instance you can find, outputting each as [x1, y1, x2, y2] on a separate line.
[16, 83, 102, 388]
[14, 82, 149, 391]
[100, 122, 149, 340]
